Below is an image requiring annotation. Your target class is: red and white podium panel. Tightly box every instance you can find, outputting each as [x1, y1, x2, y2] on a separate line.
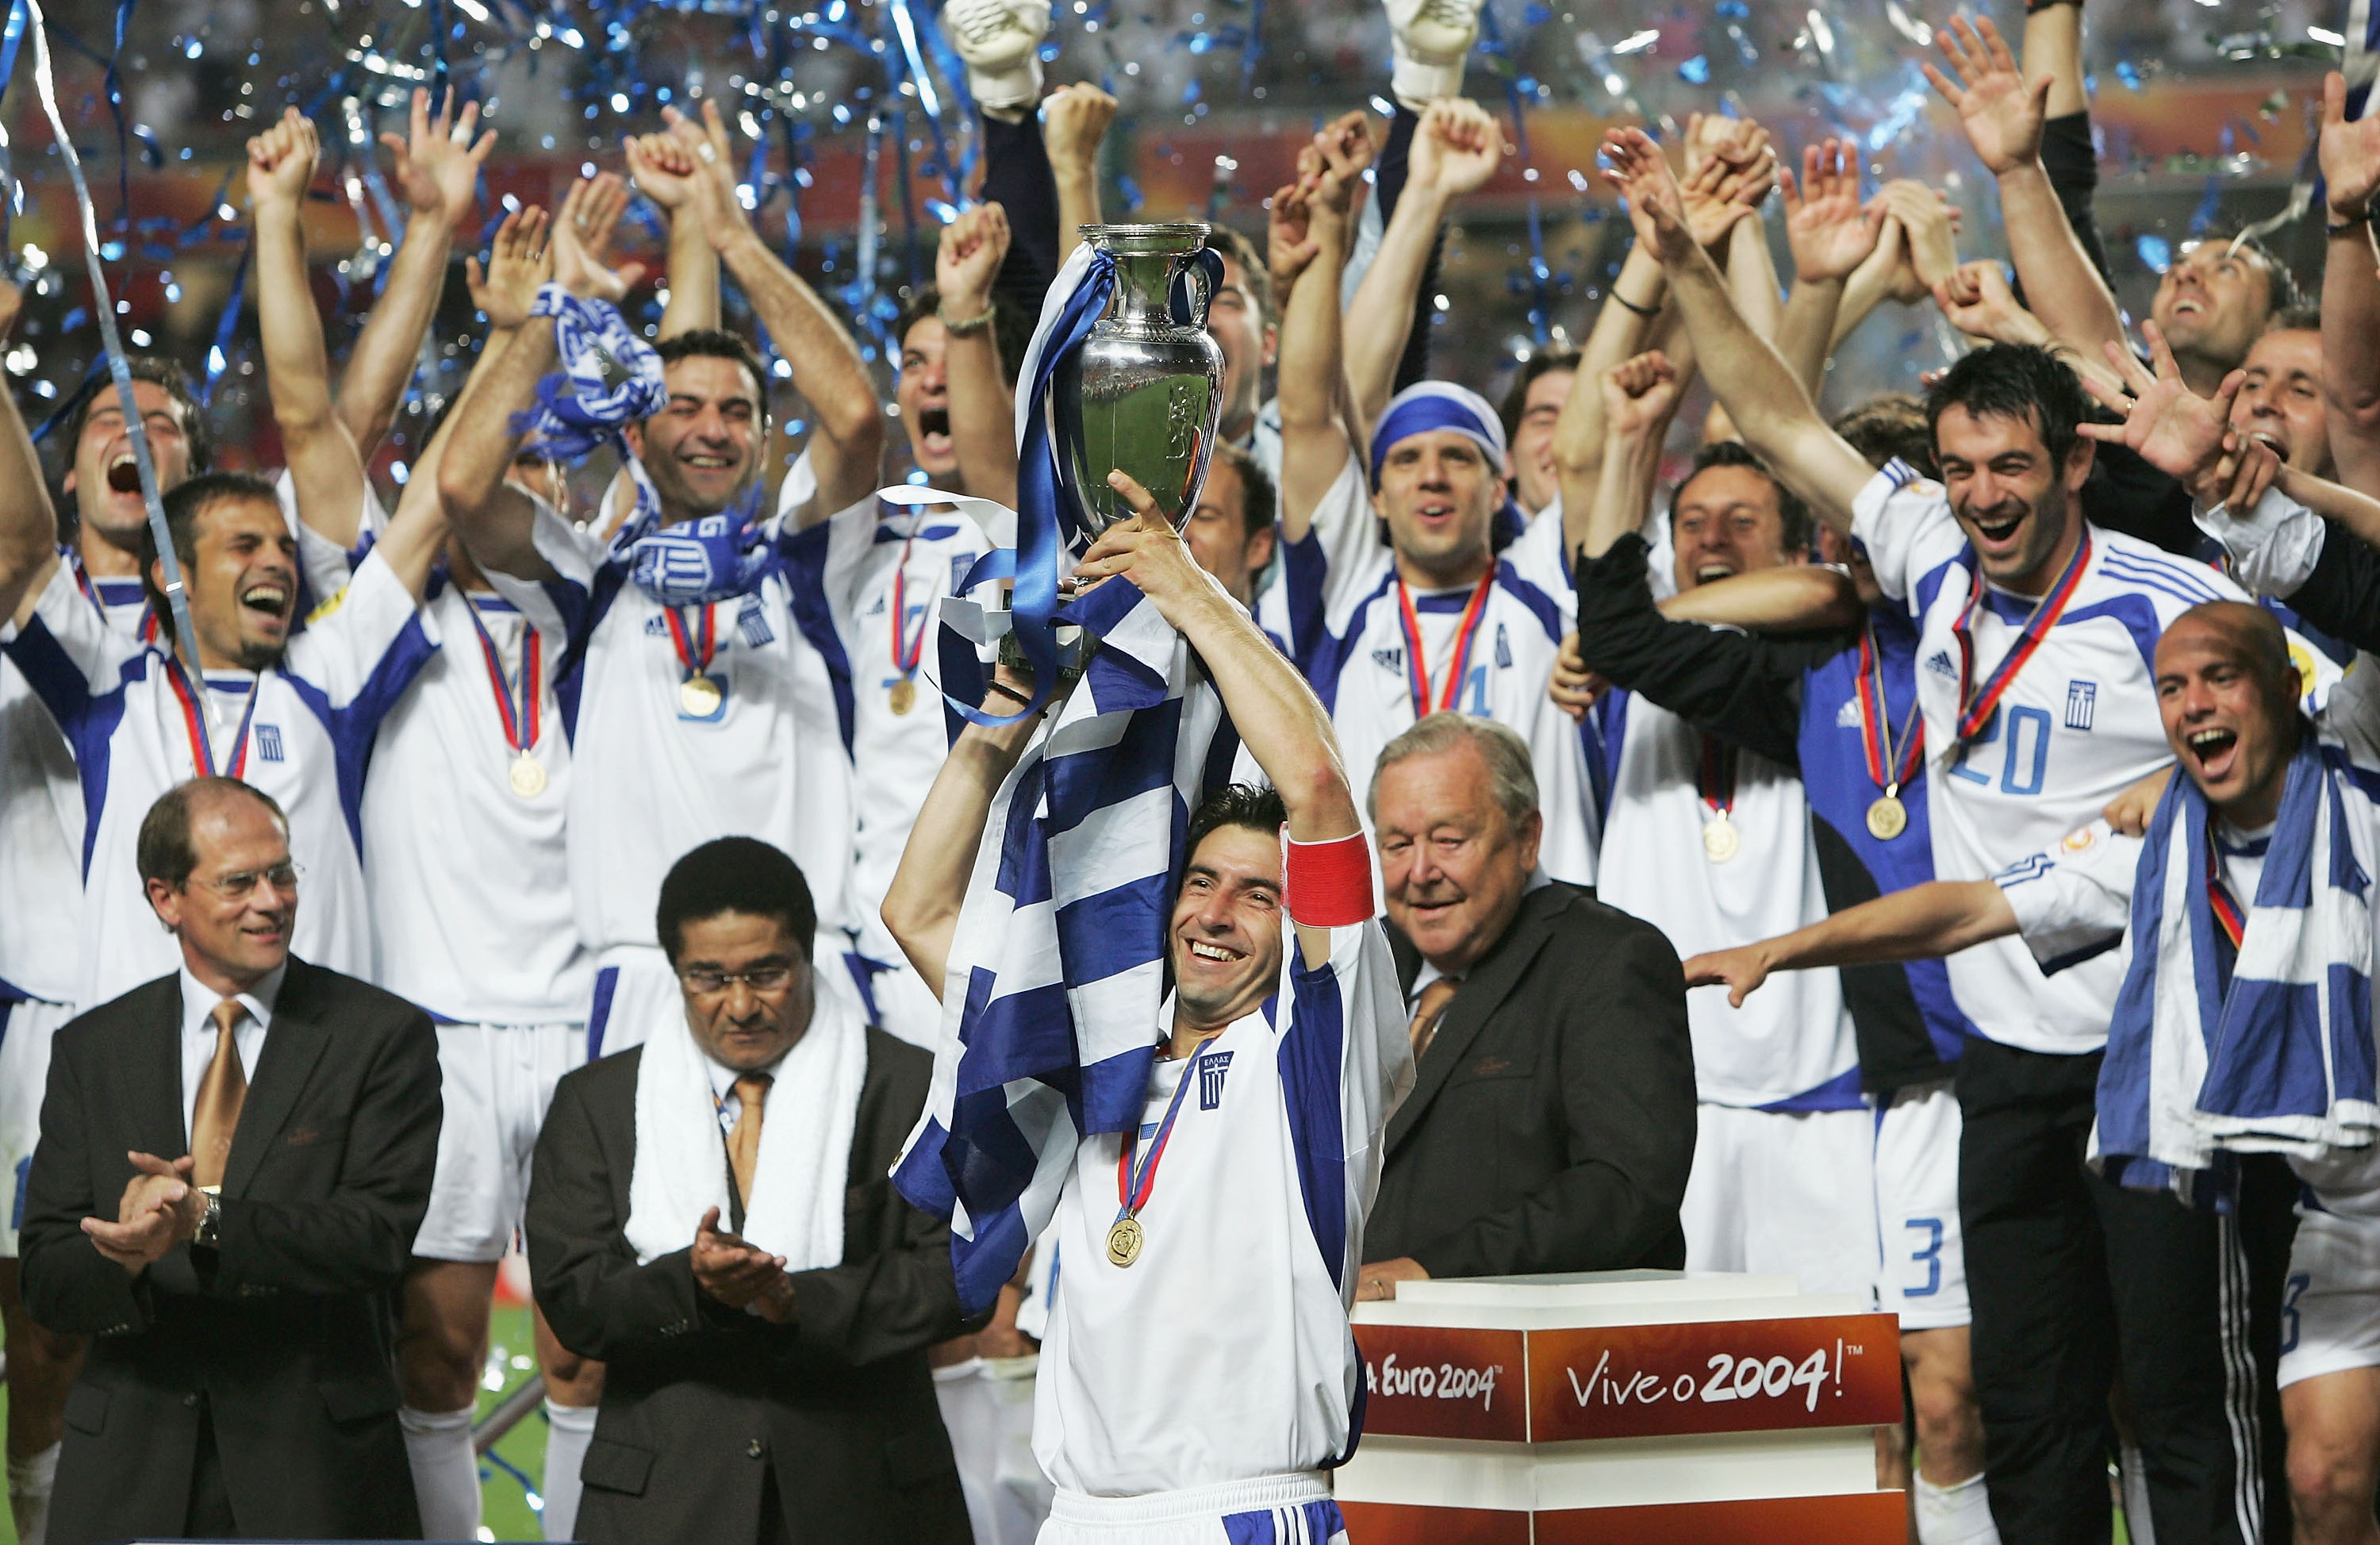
[1337, 1272, 1906, 1543]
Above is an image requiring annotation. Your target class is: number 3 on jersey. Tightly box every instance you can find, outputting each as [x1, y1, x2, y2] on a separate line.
[1948, 705, 2050, 797]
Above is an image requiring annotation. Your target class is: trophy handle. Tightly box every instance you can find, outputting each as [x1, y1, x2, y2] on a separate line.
[1169, 247, 1225, 329]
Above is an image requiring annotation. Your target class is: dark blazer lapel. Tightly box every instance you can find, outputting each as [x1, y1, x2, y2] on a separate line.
[223, 959, 331, 1198]
[139, 978, 192, 1161]
[1384, 886, 1566, 1155]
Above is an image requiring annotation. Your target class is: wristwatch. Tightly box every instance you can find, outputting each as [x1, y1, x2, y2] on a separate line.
[193, 1188, 222, 1251]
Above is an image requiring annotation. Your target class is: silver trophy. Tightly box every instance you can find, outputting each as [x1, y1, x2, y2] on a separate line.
[1052, 222, 1228, 535]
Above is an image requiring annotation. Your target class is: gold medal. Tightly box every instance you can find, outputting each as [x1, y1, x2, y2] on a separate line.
[508, 751, 547, 799]
[1105, 1216, 1144, 1267]
[889, 677, 917, 716]
[1867, 792, 1908, 841]
[1702, 815, 1740, 863]
[679, 673, 723, 717]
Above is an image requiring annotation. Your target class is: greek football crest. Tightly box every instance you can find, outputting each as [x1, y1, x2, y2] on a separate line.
[1197, 1047, 1235, 1110]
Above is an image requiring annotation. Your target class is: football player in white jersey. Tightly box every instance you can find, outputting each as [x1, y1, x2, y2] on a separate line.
[1684, 600, 2380, 1545]
[438, 137, 879, 1536]
[1567, 347, 1871, 1305]
[884, 472, 1409, 1545]
[1270, 118, 1594, 888]
[1605, 123, 2311, 1543]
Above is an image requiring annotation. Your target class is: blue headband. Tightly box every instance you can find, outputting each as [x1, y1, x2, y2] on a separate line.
[1368, 382, 1510, 490]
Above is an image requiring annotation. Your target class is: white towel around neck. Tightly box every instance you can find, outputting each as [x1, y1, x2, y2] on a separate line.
[624, 971, 869, 1268]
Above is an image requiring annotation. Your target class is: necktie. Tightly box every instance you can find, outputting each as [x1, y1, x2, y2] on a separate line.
[191, 1000, 248, 1190]
[726, 1073, 773, 1207]
[1408, 976, 1461, 1063]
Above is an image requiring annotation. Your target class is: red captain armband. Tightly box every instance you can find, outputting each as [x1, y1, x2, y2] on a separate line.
[1281, 828, 1375, 928]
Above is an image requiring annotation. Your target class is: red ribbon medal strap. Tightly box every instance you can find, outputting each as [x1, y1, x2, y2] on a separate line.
[664, 601, 719, 677]
[163, 658, 260, 780]
[890, 538, 930, 682]
[1856, 625, 1925, 793]
[2208, 840, 2248, 954]
[1952, 529, 2092, 744]
[464, 599, 542, 755]
[1113, 1055, 1201, 1222]
[1394, 571, 1495, 721]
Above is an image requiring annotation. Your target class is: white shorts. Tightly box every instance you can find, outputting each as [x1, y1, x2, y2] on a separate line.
[1871, 1080, 1971, 1331]
[2278, 1197, 2380, 1389]
[935, 1356, 1052, 1545]
[411, 1021, 585, 1263]
[0, 998, 74, 1259]
[1681, 1101, 1877, 1302]
[1038, 1474, 1344, 1545]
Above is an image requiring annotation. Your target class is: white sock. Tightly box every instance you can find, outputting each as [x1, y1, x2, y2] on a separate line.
[542, 1400, 599, 1543]
[1913, 1472, 2001, 1545]
[2120, 1443, 2159, 1545]
[8, 1442, 58, 1545]
[399, 1404, 481, 1544]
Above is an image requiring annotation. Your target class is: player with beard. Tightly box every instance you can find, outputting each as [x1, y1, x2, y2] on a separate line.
[882, 475, 1407, 1545]
[1607, 121, 2319, 1542]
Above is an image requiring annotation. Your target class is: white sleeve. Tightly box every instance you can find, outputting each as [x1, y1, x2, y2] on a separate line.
[1281, 452, 1395, 642]
[1504, 502, 1575, 619]
[0, 564, 136, 688]
[2194, 484, 2327, 600]
[282, 549, 441, 708]
[1849, 460, 1966, 612]
[1994, 820, 2142, 972]
[274, 466, 382, 608]
[774, 448, 821, 524]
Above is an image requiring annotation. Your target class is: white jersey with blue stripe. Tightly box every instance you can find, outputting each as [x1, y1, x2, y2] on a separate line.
[777, 491, 1010, 967]
[1278, 455, 1596, 886]
[0, 552, 436, 1011]
[361, 580, 589, 1024]
[1854, 460, 2267, 1053]
[1035, 920, 1409, 1497]
[0, 567, 144, 1005]
[486, 493, 856, 958]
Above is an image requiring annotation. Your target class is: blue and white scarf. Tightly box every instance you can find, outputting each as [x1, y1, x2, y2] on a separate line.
[2095, 732, 2380, 1191]
[889, 242, 1243, 1313]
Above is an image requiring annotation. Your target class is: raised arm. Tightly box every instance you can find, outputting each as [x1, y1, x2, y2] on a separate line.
[248, 109, 368, 550]
[1042, 84, 1117, 266]
[1273, 130, 1363, 544]
[934, 202, 1020, 511]
[336, 87, 494, 460]
[1775, 140, 1886, 399]
[1077, 473, 1359, 966]
[625, 129, 722, 339]
[1572, 350, 1682, 560]
[1601, 127, 1874, 527]
[674, 102, 882, 519]
[880, 672, 1047, 998]
[437, 199, 581, 583]
[2318, 72, 2380, 495]
[1345, 100, 1489, 436]
[1924, 17, 2125, 362]
[0, 281, 59, 628]
[1683, 879, 2015, 1007]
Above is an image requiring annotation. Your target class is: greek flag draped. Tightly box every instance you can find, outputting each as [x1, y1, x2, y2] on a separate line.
[520, 285, 668, 459]
[890, 243, 1243, 1314]
[2094, 732, 2380, 1191]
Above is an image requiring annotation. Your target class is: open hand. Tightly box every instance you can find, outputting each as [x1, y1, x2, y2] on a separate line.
[1072, 472, 1226, 625]
[466, 206, 554, 330]
[2076, 320, 2242, 482]
[551, 175, 645, 302]
[1268, 180, 1319, 294]
[1877, 180, 1961, 294]
[1680, 944, 1774, 1008]
[691, 1206, 790, 1311]
[1780, 139, 1883, 284]
[380, 86, 493, 229]
[1923, 16, 2050, 177]
[2321, 71, 2380, 222]
[665, 100, 750, 253]
[1602, 127, 1698, 267]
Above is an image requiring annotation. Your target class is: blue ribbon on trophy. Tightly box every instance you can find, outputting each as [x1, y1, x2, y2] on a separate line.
[934, 229, 1227, 728]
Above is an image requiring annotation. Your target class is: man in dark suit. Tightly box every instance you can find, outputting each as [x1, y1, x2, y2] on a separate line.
[20, 776, 441, 1543]
[526, 837, 973, 1545]
[1357, 714, 1698, 1298]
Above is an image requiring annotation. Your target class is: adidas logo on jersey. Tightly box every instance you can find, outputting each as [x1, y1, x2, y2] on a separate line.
[643, 615, 669, 638]
[1837, 696, 1864, 729]
[1925, 650, 1958, 680]
[1372, 646, 1405, 674]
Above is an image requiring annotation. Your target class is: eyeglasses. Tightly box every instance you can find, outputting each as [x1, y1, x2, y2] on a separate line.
[679, 964, 800, 997]
[186, 862, 301, 901]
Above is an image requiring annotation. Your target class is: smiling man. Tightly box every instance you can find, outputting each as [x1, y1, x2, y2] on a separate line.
[1682, 601, 2380, 1545]
[1356, 713, 1695, 1298]
[17, 778, 440, 1543]
[881, 472, 1409, 1543]
[1604, 121, 2313, 1540]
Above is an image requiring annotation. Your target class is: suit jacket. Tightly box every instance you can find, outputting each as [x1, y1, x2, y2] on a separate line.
[1365, 882, 1698, 1278]
[526, 1027, 974, 1545]
[20, 958, 441, 1545]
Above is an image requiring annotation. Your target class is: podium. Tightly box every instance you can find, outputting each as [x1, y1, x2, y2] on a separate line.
[1336, 1271, 1906, 1543]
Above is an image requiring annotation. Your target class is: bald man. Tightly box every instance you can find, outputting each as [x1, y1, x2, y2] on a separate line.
[1684, 601, 2380, 1545]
